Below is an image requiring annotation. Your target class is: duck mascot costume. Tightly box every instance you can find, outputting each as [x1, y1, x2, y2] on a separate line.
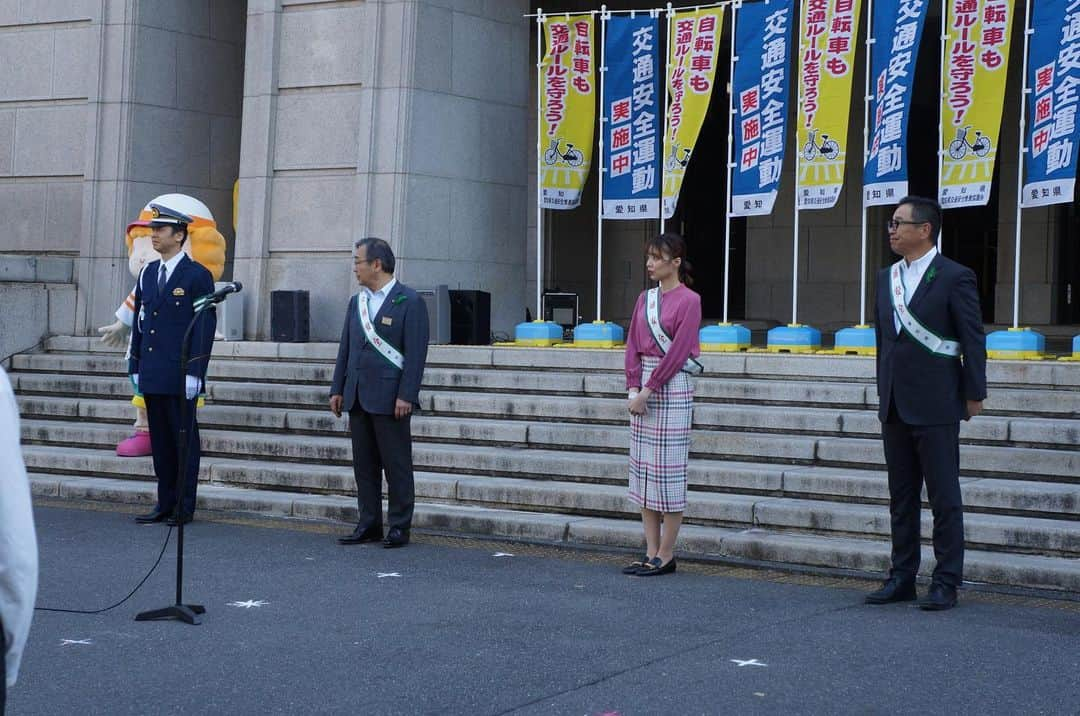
[97, 193, 226, 456]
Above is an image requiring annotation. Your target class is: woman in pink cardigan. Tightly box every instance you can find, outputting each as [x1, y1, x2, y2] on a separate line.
[622, 233, 702, 576]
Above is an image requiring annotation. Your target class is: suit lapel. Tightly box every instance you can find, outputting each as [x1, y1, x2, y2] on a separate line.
[374, 282, 403, 323]
[905, 253, 942, 314]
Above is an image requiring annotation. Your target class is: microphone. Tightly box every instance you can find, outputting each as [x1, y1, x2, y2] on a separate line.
[197, 281, 243, 305]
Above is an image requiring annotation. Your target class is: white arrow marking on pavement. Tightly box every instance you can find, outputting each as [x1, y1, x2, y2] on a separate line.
[730, 659, 768, 667]
[227, 600, 269, 609]
[492, 552, 514, 558]
[61, 639, 93, 646]
[377, 572, 401, 579]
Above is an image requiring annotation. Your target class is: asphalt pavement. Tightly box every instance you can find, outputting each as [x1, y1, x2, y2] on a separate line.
[9, 504, 1080, 715]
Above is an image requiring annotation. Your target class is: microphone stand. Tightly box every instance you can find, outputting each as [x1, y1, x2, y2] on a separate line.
[136, 293, 220, 626]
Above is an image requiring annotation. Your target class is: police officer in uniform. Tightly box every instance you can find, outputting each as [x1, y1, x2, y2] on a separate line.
[129, 202, 217, 526]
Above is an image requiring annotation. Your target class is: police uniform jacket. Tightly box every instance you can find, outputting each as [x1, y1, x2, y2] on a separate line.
[128, 254, 216, 395]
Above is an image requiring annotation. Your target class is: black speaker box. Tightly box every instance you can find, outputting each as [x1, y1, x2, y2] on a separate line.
[449, 290, 491, 345]
[271, 290, 309, 342]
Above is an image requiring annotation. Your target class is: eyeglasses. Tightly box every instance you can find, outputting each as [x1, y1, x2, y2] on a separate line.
[887, 219, 927, 230]
[353, 257, 374, 265]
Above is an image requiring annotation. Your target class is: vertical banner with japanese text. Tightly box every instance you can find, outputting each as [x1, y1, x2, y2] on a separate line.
[939, 0, 1015, 208]
[731, 0, 795, 216]
[540, 15, 596, 210]
[797, 0, 863, 210]
[662, 7, 724, 219]
[1022, 0, 1080, 207]
[863, 0, 930, 206]
[602, 15, 662, 219]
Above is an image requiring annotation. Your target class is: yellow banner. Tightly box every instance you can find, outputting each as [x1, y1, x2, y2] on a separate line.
[939, 0, 1014, 208]
[662, 8, 724, 219]
[796, 0, 862, 210]
[540, 15, 596, 210]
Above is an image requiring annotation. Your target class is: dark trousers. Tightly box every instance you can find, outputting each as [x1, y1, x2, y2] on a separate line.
[882, 403, 965, 587]
[348, 405, 415, 532]
[144, 393, 201, 517]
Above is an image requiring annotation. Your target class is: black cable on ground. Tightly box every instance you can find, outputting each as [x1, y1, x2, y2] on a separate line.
[34, 526, 173, 615]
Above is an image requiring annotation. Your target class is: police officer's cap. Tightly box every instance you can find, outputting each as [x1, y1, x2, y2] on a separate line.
[147, 202, 194, 227]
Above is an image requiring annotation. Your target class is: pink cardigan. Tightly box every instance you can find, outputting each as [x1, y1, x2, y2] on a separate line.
[624, 284, 702, 391]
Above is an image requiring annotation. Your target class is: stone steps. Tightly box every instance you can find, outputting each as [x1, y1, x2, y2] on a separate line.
[26, 474, 1080, 592]
[20, 443, 1080, 553]
[12, 339, 1080, 594]
[15, 348, 1080, 417]
[20, 410, 1080, 482]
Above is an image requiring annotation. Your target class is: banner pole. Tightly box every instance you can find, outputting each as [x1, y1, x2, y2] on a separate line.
[597, 6, 608, 321]
[937, 0, 947, 253]
[536, 11, 545, 320]
[859, 0, 874, 327]
[661, 3, 674, 234]
[792, 13, 803, 327]
[1012, 0, 1034, 329]
[722, 1, 740, 325]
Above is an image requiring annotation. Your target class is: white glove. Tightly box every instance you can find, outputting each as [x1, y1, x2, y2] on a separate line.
[131, 373, 139, 388]
[98, 320, 131, 348]
[185, 375, 201, 400]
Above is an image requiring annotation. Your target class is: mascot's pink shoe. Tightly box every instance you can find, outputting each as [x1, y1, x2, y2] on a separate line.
[116, 431, 152, 457]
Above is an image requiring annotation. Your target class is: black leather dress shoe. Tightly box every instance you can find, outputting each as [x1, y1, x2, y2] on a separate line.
[382, 527, 410, 548]
[918, 583, 958, 611]
[337, 525, 384, 545]
[865, 577, 917, 604]
[166, 514, 193, 527]
[135, 509, 169, 524]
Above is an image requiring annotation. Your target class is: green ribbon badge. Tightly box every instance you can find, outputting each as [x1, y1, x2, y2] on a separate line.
[925, 266, 937, 284]
[393, 295, 408, 305]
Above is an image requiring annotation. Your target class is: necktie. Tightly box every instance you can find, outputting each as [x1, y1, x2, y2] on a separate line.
[158, 264, 167, 294]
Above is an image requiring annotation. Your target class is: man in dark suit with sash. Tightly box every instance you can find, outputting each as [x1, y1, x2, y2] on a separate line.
[330, 237, 429, 548]
[129, 202, 217, 526]
[867, 195, 987, 611]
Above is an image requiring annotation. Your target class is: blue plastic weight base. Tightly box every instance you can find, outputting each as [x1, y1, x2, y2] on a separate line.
[986, 327, 1045, 359]
[766, 324, 821, 353]
[573, 321, 624, 347]
[699, 323, 751, 351]
[514, 321, 563, 346]
[833, 325, 876, 355]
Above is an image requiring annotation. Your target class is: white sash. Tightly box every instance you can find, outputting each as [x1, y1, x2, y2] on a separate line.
[890, 261, 960, 358]
[646, 287, 704, 375]
[357, 293, 405, 370]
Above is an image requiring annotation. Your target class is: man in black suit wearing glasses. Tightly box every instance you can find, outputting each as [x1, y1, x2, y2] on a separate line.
[330, 237, 429, 549]
[868, 196, 987, 611]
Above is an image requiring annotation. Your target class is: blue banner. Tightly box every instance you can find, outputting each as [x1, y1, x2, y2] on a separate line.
[863, 0, 929, 207]
[730, 0, 794, 217]
[602, 15, 662, 219]
[1022, 0, 1080, 207]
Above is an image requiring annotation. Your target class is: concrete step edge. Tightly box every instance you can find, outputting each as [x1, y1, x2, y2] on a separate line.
[28, 474, 1080, 593]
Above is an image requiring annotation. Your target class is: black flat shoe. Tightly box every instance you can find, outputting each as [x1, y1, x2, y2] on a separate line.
[382, 527, 410, 548]
[865, 577, 917, 604]
[918, 583, 958, 611]
[337, 525, 384, 545]
[135, 509, 169, 524]
[636, 557, 677, 576]
[622, 555, 650, 575]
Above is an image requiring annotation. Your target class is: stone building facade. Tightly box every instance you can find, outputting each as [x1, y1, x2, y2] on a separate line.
[1, 0, 1076, 350]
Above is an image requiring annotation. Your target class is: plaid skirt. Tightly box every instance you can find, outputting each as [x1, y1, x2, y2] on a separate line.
[628, 356, 693, 512]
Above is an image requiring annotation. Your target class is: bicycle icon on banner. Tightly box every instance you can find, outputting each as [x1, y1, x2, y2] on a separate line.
[665, 143, 692, 171]
[802, 129, 841, 161]
[947, 126, 992, 160]
[543, 137, 584, 167]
